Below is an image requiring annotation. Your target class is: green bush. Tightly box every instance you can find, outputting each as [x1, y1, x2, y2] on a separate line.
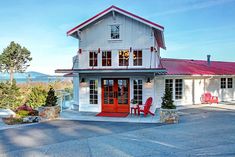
[0, 80, 22, 109]
[161, 86, 176, 109]
[27, 86, 47, 109]
[17, 110, 30, 118]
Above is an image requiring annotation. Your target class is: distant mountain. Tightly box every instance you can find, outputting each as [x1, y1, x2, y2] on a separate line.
[0, 71, 51, 79]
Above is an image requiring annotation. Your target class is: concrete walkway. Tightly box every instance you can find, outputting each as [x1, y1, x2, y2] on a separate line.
[0, 107, 235, 157]
[177, 102, 235, 111]
[60, 110, 160, 123]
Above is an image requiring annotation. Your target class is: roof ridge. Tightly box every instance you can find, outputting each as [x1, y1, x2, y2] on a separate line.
[67, 5, 164, 35]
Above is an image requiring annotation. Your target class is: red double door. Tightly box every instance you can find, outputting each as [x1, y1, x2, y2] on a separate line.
[101, 78, 130, 113]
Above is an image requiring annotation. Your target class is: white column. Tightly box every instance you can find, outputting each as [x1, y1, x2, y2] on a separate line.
[73, 73, 80, 109]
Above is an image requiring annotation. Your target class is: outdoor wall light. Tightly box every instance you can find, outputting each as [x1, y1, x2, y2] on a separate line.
[146, 77, 151, 83]
[80, 78, 85, 83]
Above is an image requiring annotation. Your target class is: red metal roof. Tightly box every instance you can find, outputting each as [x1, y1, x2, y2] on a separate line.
[161, 58, 235, 75]
[67, 5, 164, 35]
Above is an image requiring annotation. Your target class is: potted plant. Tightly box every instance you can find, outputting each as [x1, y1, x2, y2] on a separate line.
[38, 87, 60, 120]
[160, 86, 179, 124]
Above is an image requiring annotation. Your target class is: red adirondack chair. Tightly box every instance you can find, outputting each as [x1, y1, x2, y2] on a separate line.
[201, 92, 218, 104]
[137, 97, 155, 117]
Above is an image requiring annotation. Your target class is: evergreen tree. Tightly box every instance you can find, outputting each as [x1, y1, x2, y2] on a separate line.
[161, 86, 176, 109]
[0, 41, 32, 84]
[45, 87, 58, 107]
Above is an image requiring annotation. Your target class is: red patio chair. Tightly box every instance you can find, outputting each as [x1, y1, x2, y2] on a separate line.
[137, 97, 155, 117]
[201, 93, 218, 104]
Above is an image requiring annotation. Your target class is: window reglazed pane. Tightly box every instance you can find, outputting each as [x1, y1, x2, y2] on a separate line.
[111, 25, 120, 39]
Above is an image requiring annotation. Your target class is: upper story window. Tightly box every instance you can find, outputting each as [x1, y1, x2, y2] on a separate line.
[110, 25, 120, 39]
[221, 78, 226, 89]
[119, 50, 129, 66]
[102, 51, 112, 66]
[89, 51, 97, 67]
[133, 50, 142, 66]
[228, 78, 233, 88]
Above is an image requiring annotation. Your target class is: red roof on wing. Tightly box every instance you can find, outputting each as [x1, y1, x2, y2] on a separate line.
[161, 58, 235, 75]
[67, 5, 164, 35]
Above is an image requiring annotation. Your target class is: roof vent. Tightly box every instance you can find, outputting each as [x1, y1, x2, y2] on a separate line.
[207, 55, 211, 66]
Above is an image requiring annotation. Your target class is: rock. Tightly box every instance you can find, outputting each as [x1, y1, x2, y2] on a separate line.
[160, 108, 179, 124]
[0, 109, 16, 118]
[38, 105, 61, 121]
[23, 116, 40, 123]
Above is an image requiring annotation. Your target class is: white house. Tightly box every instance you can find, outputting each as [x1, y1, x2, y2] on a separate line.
[56, 6, 235, 114]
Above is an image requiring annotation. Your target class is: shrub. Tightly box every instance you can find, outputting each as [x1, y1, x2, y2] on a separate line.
[161, 86, 176, 109]
[17, 110, 30, 118]
[0, 80, 22, 109]
[27, 86, 47, 109]
[45, 87, 58, 107]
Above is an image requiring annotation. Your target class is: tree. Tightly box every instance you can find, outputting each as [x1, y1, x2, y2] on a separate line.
[45, 87, 58, 107]
[161, 86, 176, 109]
[0, 41, 32, 84]
[0, 80, 22, 109]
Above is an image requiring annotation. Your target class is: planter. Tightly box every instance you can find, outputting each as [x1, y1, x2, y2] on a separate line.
[38, 105, 60, 121]
[160, 108, 179, 124]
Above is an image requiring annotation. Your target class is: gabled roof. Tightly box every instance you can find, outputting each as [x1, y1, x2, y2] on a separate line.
[67, 5, 166, 49]
[161, 58, 235, 75]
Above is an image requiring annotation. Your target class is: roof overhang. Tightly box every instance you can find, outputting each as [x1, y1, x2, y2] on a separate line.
[55, 68, 167, 77]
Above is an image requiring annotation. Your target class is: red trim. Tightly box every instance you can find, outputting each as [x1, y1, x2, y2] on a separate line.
[67, 5, 164, 35]
[112, 6, 164, 30]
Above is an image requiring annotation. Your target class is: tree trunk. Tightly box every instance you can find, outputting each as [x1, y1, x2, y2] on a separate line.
[10, 67, 14, 84]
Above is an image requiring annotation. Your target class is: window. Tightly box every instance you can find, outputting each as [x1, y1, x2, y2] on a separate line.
[133, 80, 142, 105]
[89, 51, 97, 67]
[175, 79, 183, 100]
[102, 51, 112, 66]
[228, 78, 233, 88]
[165, 79, 173, 95]
[90, 80, 98, 104]
[110, 25, 120, 39]
[119, 50, 129, 66]
[165, 79, 183, 100]
[133, 50, 142, 66]
[221, 78, 226, 89]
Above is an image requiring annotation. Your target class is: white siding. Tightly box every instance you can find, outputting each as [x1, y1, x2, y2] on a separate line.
[76, 12, 159, 70]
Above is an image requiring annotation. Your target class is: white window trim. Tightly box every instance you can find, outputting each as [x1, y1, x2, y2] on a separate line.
[165, 78, 184, 101]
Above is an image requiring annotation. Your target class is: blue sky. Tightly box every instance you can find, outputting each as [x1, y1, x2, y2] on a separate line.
[0, 0, 235, 74]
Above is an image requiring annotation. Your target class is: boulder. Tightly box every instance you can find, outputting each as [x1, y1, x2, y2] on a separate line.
[0, 109, 16, 118]
[38, 105, 61, 121]
[23, 116, 40, 123]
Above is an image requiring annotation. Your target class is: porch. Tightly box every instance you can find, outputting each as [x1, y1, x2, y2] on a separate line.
[59, 109, 160, 123]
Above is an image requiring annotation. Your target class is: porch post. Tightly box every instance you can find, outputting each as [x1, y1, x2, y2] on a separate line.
[73, 73, 79, 110]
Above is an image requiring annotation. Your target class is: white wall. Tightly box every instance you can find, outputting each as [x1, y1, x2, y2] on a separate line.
[154, 76, 235, 107]
[78, 75, 156, 112]
[76, 12, 159, 69]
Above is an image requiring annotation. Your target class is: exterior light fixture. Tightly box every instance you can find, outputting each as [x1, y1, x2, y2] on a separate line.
[80, 78, 85, 83]
[146, 77, 151, 83]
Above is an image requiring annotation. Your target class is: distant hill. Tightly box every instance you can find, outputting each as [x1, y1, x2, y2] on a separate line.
[0, 71, 51, 79]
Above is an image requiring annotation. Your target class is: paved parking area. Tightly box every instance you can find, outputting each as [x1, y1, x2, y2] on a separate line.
[0, 106, 235, 157]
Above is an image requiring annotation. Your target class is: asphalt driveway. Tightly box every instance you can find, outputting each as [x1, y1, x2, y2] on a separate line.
[0, 107, 235, 157]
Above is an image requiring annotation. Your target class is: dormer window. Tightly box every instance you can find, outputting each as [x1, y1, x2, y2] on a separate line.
[110, 25, 120, 39]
